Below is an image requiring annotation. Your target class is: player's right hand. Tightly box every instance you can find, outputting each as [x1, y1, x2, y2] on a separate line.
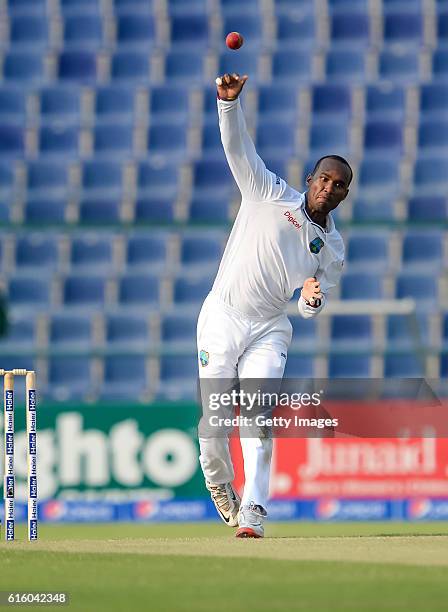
[215, 73, 248, 101]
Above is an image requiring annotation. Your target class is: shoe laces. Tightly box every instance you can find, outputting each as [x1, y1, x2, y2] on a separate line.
[208, 483, 232, 511]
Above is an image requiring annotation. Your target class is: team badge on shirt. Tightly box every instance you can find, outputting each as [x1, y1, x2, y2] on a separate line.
[309, 237, 324, 254]
[199, 350, 209, 367]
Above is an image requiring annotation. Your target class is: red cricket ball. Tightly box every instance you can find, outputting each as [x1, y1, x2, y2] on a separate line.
[226, 31, 244, 50]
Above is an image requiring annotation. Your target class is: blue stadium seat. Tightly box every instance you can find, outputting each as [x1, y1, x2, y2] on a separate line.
[118, 274, 159, 306]
[61, 0, 102, 13]
[256, 120, 296, 158]
[366, 84, 406, 119]
[414, 157, 448, 194]
[94, 123, 134, 156]
[0, 125, 24, 157]
[274, 0, 314, 12]
[38, 86, 81, 124]
[330, 12, 370, 47]
[220, 0, 260, 15]
[113, 0, 152, 13]
[325, 50, 367, 82]
[160, 355, 197, 382]
[311, 85, 352, 116]
[408, 196, 448, 222]
[63, 15, 104, 49]
[82, 160, 123, 197]
[379, 50, 419, 82]
[257, 85, 298, 120]
[219, 51, 259, 79]
[111, 51, 151, 82]
[420, 84, 448, 119]
[70, 235, 113, 271]
[126, 233, 167, 270]
[174, 276, 213, 305]
[418, 120, 448, 153]
[8, 0, 47, 13]
[193, 160, 233, 197]
[165, 50, 204, 83]
[168, 0, 207, 15]
[384, 12, 423, 46]
[24, 198, 67, 224]
[3, 52, 44, 83]
[26, 161, 69, 196]
[134, 198, 174, 222]
[223, 15, 262, 47]
[117, 14, 155, 48]
[358, 157, 400, 199]
[170, 15, 209, 47]
[47, 356, 93, 401]
[328, 354, 372, 377]
[0, 161, 15, 198]
[63, 275, 106, 306]
[137, 161, 178, 198]
[189, 195, 231, 223]
[15, 234, 59, 270]
[8, 276, 50, 307]
[328, 0, 369, 8]
[283, 355, 315, 378]
[402, 230, 443, 271]
[58, 51, 97, 82]
[150, 86, 189, 123]
[105, 313, 149, 349]
[95, 86, 135, 124]
[39, 125, 79, 157]
[276, 13, 316, 48]
[433, 49, 448, 78]
[352, 199, 397, 221]
[346, 232, 390, 272]
[79, 199, 121, 224]
[441, 355, 448, 379]
[272, 49, 313, 82]
[437, 10, 448, 42]
[381, 0, 422, 12]
[180, 235, 223, 270]
[161, 314, 196, 347]
[0, 88, 26, 124]
[386, 314, 429, 351]
[201, 123, 224, 159]
[341, 272, 384, 299]
[330, 315, 373, 350]
[289, 316, 318, 350]
[10, 15, 48, 48]
[364, 120, 402, 154]
[0, 315, 36, 349]
[384, 354, 424, 377]
[147, 123, 187, 158]
[395, 273, 438, 308]
[309, 120, 349, 157]
[49, 313, 93, 349]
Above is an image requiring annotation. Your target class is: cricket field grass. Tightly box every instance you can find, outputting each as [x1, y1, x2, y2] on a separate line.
[1, 522, 448, 611]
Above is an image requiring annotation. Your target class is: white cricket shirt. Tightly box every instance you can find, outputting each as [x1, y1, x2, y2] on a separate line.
[211, 98, 345, 319]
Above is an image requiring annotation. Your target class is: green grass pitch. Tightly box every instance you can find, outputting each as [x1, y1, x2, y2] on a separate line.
[1, 522, 448, 611]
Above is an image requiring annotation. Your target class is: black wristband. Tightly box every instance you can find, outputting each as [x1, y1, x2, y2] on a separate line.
[303, 297, 322, 308]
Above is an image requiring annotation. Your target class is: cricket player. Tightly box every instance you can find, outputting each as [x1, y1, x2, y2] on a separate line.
[197, 73, 352, 538]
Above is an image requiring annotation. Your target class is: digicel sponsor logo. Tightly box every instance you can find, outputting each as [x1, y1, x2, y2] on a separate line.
[284, 211, 302, 230]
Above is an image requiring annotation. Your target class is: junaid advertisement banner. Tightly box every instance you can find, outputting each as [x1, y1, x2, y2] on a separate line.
[1, 401, 448, 522]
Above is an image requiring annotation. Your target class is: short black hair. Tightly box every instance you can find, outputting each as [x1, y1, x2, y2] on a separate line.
[311, 155, 353, 185]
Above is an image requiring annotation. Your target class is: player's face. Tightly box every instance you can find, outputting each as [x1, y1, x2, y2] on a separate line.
[306, 160, 350, 213]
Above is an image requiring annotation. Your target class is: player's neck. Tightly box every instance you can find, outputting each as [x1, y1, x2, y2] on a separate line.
[304, 197, 327, 230]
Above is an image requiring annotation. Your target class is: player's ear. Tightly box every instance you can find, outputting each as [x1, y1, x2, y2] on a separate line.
[306, 173, 313, 187]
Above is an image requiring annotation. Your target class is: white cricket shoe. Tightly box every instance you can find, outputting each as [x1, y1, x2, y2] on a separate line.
[236, 502, 267, 538]
[206, 481, 240, 527]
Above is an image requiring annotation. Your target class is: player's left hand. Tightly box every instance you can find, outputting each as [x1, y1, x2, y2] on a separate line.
[301, 277, 323, 306]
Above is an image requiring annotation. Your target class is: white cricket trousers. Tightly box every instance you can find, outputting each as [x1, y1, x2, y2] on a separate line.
[197, 292, 292, 511]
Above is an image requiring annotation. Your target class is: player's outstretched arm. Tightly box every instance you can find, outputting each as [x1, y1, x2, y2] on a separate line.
[216, 73, 281, 202]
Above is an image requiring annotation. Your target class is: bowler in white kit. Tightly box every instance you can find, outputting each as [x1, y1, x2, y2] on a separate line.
[197, 73, 352, 538]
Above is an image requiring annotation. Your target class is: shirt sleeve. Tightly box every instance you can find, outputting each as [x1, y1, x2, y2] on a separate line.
[218, 97, 294, 203]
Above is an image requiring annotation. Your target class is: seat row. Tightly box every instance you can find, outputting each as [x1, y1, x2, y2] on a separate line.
[0, 352, 446, 402]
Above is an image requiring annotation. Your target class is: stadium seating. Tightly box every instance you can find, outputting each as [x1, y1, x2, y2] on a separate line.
[0, 0, 445, 401]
